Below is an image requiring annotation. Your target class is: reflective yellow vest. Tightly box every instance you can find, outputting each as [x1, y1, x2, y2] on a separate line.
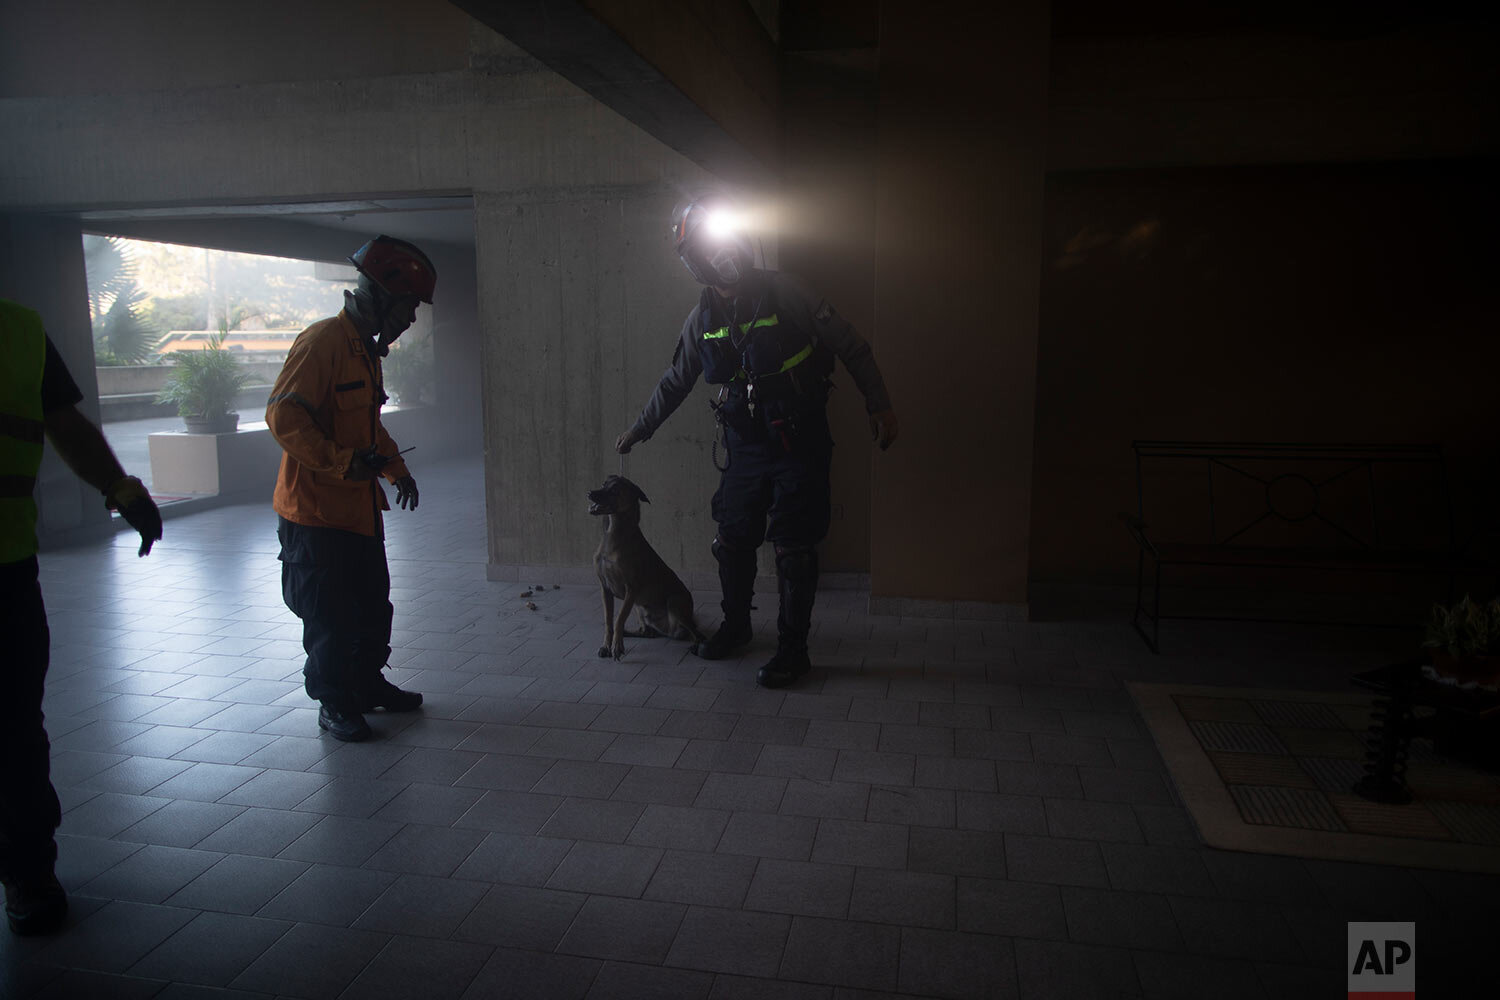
[0, 299, 47, 564]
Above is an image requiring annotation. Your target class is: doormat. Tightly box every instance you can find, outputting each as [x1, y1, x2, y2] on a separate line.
[1128, 683, 1500, 872]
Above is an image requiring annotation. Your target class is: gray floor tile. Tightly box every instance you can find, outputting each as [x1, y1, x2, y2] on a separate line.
[993, 760, 1083, 798]
[627, 803, 730, 852]
[255, 863, 398, 926]
[754, 745, 838, 781]
[909, 827, 1007, 878]
[745, 858, 855, 919]
[116, 798, 245, 848]
[1013, 938, 1140, 1000]
[586, 960, 717, 999]
[1078, 766, 1175, 804]
[453, 751, 555, 790]
[546, 841, 664, 897]
[677, 739, 764, 773]
[128, 911, 292, 986]
[810, 818, 907, 869]
[181, 803, 310, 863]
[292, 775, 407, 818]
[453, 883, 586, 949]
[276, 814, 403, 866]
[376, 745, 485, 784]
[354, 872, 488, 938]
[644, 849, 758, 908]
[79, 845, 225, 904]
[165, 854, 308, 914]
[957, 876, 1067, 939]
[1004, 834, 1108, 888]
[802, 719, 880, 751]
[779, 778, 869, 821]
[147, 762, 261, 802]
[533, 759, 633, 797]
[848, 867, 955, 930]
[1199, 850, 1326, 906]
[371, 781, 485, 826]
[777, 916, 899, 991]
[54, 834, 145, 892]
[1101, 843, 1217, 897]
[539, 796, 646, 843]
[718, 812, 818, 861]
[832, 750, 915, 786]
[667, 905, 792, 978]
[341, 935, 492, 1000]
[361, 823, 485, 877]
[1167, 895, 1305, 963]
[1045, 798, 1146, 843]
[230, 921, 390, 999]
[1061, 886, 1181, 950]
[454, 788, 566, 833]
[899, 927, 1019, 998]
[611, 764, 709, 806]
[60, 791, 170, 838]
[25, 969, 171, 1000]
[453, 830, 574, 885]
[556, 895, 686, 964]
[600, 733, 690, 768]
[460, 947, 600, 1000]
[695, 773, 788, 814]
[76, 755, 195, 795]
[1131, 951, 1268, 1000]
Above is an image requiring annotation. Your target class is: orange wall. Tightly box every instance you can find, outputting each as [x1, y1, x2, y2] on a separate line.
[1029, 159, 1499, 587]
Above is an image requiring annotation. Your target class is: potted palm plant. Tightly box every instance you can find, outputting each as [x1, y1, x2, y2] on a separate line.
[155, 327, 251, 434]
[1422, 594, 1500, 692]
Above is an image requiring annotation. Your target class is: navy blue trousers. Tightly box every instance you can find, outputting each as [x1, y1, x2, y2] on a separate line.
[277, 518, 393, 709]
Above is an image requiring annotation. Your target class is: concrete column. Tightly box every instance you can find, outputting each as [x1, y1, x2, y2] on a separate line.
[0, 213, 115, 546]
[869, 1, 1051, 615]
[476, 187, 723, 583]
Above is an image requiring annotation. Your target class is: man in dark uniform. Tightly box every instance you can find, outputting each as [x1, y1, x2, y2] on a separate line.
[1, 298, 162, 934]
[615, 196, 898, 688]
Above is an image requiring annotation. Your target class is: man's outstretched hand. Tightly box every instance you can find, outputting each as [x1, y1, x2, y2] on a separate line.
[869, 410, 899, 451]
[107, 476, 162, 556]
[615, 427, 642, 454]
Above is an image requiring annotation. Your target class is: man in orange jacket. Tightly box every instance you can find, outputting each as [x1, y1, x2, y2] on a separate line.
[266, 236, 434, 742]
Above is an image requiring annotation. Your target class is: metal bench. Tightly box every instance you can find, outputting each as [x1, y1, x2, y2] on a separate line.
[1124, 441, 1476, 652]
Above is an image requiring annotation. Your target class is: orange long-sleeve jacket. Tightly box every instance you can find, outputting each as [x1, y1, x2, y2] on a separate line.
[266, 310, 410, 537]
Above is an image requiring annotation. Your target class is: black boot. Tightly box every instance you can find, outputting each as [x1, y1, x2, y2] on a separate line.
[758, 547, 817, 688]
[694, 538, 757, 660]
[4, 872, 67, 936]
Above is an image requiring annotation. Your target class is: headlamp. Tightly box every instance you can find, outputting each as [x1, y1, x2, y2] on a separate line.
[702, 209, 743, 241]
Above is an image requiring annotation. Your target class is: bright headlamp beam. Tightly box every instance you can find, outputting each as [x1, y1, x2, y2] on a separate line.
[702, 209, 742, 240]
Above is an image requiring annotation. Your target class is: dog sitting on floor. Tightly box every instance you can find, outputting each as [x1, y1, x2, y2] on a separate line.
[587, 475, 708, 660]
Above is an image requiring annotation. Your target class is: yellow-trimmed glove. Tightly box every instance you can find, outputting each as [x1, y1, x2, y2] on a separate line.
[106, 476, 163, 556]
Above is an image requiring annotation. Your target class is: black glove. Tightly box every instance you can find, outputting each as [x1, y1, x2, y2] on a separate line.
[395, 475, 419, 510]
[106, 476, 163, 556]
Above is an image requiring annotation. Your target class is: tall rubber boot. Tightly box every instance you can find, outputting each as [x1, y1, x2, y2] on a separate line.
[758, 547, 817, 688]
[694, 538, 757, 660]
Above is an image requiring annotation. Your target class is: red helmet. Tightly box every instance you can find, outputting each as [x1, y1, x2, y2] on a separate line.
[348, 235, 437, 303]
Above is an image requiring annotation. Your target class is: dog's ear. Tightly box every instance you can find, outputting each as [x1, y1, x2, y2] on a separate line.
[631, 481, 650, 504]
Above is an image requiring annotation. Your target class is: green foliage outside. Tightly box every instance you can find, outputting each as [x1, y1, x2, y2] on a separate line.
[155, 327, 252, 419]
[383, 333, 434, 406]
[84, 235, 162, 364]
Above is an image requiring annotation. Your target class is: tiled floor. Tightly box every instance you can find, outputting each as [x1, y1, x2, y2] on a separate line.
[6, 455, 1494, 999]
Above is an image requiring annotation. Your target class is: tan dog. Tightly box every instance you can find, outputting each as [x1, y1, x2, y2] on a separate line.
[588, 475, 708, 660]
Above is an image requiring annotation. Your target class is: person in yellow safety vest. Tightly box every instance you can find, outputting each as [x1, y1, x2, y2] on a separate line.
[0, 298, 162, 936]
[265, 236, 432, 743]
